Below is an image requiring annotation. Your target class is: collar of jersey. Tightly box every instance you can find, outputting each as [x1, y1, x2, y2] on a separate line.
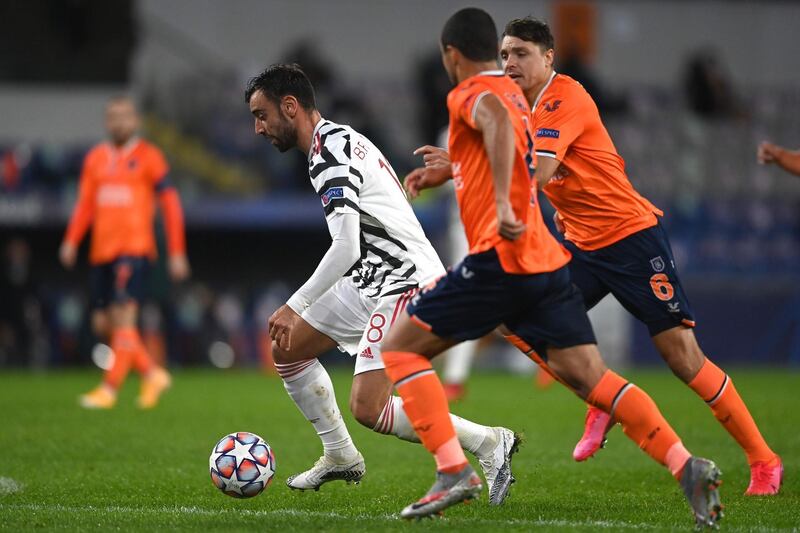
[532, 70, 558, 112]
[308, 117, 328, 160]
[105, 137, 141, 158]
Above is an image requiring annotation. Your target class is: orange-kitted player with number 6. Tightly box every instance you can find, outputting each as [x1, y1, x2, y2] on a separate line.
[499, 17, 782, 494]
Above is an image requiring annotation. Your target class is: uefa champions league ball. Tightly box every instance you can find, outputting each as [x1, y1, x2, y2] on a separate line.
[209, 432, 276, 498]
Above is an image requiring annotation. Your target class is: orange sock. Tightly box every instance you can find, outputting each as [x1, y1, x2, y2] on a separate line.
[384, 351, 468, 473]
[131, 334, 154, 376]
[688, 358, 776, 465]
[104, 327, 139, 390]
[588, 370, 690, 478]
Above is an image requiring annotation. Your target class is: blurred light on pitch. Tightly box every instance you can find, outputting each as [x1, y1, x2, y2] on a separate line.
[91, 343, 115, 370]
[209, 341, 235, 369]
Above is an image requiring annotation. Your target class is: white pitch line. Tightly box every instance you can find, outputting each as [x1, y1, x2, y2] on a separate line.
[0, 503, 793, 532]
[0, 477, 22, 495]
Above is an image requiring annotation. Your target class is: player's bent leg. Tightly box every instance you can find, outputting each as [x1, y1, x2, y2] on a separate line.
[383, 313, 482, 518]
[349, 369, 393, 428]
[546, 343, 723, 527]
[501, 328, 611, 461]
[107, 302, 169, 409]
[357, 367, 520, 506]
[80, 302, 140, 409]
[273, 319, 364, 491]
[654, 326, 783, 495]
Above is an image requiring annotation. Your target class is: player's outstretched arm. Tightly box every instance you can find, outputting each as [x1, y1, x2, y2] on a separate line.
[473, 94, 525, 241]
[406, 145, 453, 198]
[758, 141, 800, 176]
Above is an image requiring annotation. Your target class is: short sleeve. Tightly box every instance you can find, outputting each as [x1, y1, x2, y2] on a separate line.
[533, 86, 589, 161]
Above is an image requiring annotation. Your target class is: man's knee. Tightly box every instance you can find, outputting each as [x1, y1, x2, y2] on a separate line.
[350, 394, 383, 429]
[546, 344, 607, 399]
[108, 301, 137, 328]
[271, 342, 295, 365]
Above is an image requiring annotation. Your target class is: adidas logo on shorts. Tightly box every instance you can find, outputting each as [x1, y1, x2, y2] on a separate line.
[359, 347, 375, 359]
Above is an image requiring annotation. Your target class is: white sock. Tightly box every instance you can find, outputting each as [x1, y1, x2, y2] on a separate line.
[374, 396, 497, 457]
[443, 340, 479, 384]
[275, 359, 358, 462]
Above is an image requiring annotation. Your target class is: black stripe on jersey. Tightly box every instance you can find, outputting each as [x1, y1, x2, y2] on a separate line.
[310, 145, 346, 179]
[317, 176, 360, 196]
[361, 224, 408, 251]
[323, 197, 360, 216]
[400, 264, 417, 278]
[342, 136, 351, 159]
[381, 283, 418, 297]
[320, 127, 345, 144]
[535, 149, 557, 156]
[349, 167, 363, 184]
[362, 240, 404, 269]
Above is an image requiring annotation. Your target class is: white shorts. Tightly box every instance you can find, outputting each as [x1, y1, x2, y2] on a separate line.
[302, 278, 417, 375]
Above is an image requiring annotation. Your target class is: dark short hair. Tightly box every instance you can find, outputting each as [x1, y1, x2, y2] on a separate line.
[503, 17, 554, 51]
[244, 63, 316, 110]
[441, 7, 498, 62]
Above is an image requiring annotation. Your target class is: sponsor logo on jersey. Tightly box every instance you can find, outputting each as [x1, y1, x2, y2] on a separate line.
[460, 265, 475, 279]
[97, 184, 133, 206]
[542, 99, 562, 112]
[667, 302, 681, 313]
[536, 128, 560, 139]
[650, 256, 665, 272]
[320, 187, 344, 207]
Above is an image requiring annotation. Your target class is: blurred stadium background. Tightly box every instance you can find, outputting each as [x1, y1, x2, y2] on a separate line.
[1, 0, 800, 373]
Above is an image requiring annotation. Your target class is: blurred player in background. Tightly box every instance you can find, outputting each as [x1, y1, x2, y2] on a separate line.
[498, 17, 781, 495]
[60, 95, 190, 409]
[758, 140, 800, 176]
[386, 9, 722, 525]
[246, 64, 518, 504]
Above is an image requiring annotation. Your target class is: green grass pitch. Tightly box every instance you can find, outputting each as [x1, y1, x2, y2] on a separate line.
[1, 368, 798, 531]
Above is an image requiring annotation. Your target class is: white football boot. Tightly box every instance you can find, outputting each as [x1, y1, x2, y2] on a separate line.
[286, 452, 366, 491]
[477, 427, 521, 505]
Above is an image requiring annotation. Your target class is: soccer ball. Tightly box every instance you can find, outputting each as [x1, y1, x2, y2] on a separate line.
[209, 432, 276, 498]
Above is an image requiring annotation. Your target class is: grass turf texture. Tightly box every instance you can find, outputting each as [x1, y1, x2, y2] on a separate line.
[0, 368, 797, 531]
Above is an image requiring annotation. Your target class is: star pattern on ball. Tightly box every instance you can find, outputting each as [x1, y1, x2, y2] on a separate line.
[230, 438, 255, 467]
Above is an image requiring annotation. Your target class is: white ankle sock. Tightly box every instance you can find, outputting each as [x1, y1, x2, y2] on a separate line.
[374, 396, 495, 456]
[276, 359, 358, 461]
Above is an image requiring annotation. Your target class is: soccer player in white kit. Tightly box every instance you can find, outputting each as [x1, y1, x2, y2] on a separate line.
[245, 64, 519, 505]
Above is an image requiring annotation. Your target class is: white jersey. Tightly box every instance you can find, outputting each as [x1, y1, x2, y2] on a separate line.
[308, 119, 444, 298]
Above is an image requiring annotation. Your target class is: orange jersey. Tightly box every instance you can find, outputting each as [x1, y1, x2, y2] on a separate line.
[447, 71, 570, 274]
[64, 139, 185, 265]
[533, 73, 662, 251]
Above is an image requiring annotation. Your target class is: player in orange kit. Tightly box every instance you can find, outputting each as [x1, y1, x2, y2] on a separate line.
[385, 9, 722, 526]
[499, 17, 781, 495]
[60, 95, 190, 409]
[409, 16, 782, 497]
